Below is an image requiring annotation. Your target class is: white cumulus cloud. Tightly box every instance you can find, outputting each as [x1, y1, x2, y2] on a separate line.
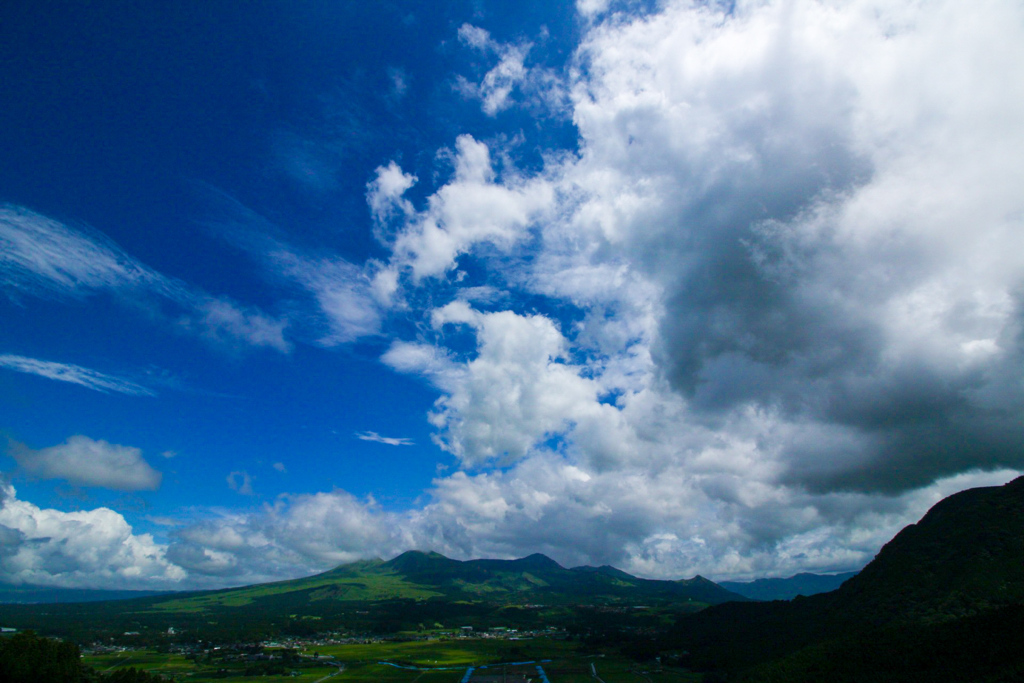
[373, 0, 1024, 579]
[375, 136, 554, 285]
[0, 481, 184, 588]
[9, 436, 162, 491]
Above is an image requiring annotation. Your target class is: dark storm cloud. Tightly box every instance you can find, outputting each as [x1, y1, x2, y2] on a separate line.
[570, 0, 1024, 494]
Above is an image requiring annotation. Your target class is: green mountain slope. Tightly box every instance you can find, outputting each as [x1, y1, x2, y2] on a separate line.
[155, 550, 746, 612]
[0, 551, 746, 641]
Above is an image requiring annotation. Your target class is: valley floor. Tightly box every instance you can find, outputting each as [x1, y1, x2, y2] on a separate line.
[82, 638, 704, 683]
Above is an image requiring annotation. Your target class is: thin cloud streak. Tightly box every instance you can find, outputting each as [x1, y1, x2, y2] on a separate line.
[0, 204, 290, 353]
[0, 354, 157, 396]
[356, 431, 415, 446]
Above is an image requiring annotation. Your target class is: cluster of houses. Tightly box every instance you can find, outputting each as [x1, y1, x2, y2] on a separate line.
[82, 624, 568, 660]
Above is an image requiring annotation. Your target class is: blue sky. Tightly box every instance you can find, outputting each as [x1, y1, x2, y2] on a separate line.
[1, 0, 1023, 590]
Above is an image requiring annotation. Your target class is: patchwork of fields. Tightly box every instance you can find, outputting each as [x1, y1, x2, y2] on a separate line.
[83, 638, 703, 682]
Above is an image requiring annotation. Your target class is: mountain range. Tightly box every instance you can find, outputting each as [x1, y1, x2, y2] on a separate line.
[0, 565, 856, 610]
[0, 547, 746, 641]
[719, 572, 858, 601]
[149, 549, 745, 612]
[1, 474, 1021, 683]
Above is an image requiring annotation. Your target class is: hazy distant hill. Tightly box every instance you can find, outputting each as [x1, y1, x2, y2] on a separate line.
[720, 572, 858, 601]
[670, 475, 1024, 677]
[0, 584, 174, 604]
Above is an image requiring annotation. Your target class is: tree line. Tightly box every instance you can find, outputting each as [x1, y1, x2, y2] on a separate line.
[0, 631, 165, 683]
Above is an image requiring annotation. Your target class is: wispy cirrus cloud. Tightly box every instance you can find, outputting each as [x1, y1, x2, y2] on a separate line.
[197, 191, 384, 347]
[0, 354, 156, 396]
[0, 204, 289, 353]
[355, 431, 414, 446]
[0, 204, 171, 300]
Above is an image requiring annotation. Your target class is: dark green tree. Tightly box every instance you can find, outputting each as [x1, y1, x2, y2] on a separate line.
[0, 630, 83, 683]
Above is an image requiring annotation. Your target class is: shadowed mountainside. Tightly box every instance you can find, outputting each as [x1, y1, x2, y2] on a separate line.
[669, 475, 1024, 674]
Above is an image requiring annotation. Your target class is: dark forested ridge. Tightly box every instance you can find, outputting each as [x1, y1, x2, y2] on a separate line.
[828, 475, 1024, 624]
[735, 603, 1024, 683]
[667, 476, 1024, 680]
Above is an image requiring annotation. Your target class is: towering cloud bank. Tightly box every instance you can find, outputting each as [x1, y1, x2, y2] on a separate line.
[372, 0, 1024, 576]
[555, 0, 1024, 494]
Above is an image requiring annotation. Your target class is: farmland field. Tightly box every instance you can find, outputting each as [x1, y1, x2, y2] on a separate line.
[312, 636, 576, 664]
[82, 638, 704, 682]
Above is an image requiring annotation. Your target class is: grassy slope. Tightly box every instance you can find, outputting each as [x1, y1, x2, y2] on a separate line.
[153, 569, 443, 611]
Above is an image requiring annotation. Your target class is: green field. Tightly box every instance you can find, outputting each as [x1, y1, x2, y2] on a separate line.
[82, 638, 703, 682]
[84, 649, 337, 683]
[312, 636, 576, 665]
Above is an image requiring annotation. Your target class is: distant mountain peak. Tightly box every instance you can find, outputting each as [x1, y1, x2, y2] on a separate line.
[383, 549, 457, 573]
[390, 549, 449, 560]
[679, 575, 714, 584]
[515, 553, 563, 569]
